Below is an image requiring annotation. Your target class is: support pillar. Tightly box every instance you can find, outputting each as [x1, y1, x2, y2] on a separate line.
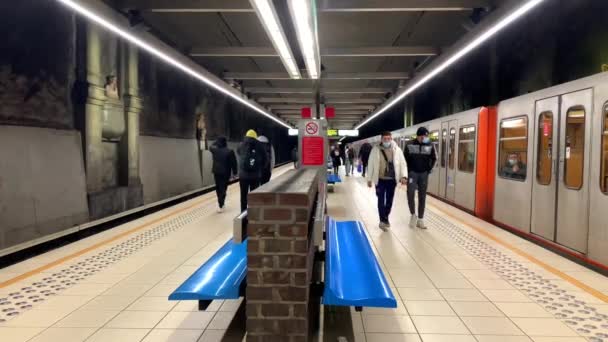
[246, 169, 319, 342]
[123, 43, 142, 187]
[84, 25, 105, 193]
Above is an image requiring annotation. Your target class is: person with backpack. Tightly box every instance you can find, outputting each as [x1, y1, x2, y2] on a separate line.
[359, 142, 373, 177]
[237, 130, 267, 212]
[209, 136, 237, 213]
[366, 131, 408, 231]
[257, 135, 275, 184]
[345, 144, 355, 176]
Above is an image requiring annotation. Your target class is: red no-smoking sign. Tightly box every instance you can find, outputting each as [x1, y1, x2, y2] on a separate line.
[305, 121, 319, 135]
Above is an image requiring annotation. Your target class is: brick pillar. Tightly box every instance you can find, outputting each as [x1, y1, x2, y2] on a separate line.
[246, 169, 319, 342]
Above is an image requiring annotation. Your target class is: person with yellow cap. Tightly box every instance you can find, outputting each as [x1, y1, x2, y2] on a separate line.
[237, 129, 267, 212]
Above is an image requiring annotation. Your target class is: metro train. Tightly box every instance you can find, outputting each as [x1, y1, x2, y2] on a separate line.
[352, 72, 608, 270]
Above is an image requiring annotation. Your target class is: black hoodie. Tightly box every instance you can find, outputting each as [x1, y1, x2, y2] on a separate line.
[210, 137, 238, 177]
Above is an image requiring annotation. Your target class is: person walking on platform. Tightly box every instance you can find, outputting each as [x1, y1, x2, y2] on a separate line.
[359, 142, 372, 177]
[257, 135, 275, 184]
[291, 146, 298, 168]
[345, 144, 355, 176]
[366, 132, 408, 231]
[331, 146, 342, 175]
[238, 129, 267, 212]
[210, 136, 238, 213]
[404, 127, 437, 229]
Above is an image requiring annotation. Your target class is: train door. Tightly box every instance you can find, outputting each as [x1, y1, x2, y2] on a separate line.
[555, 89, 592, 253]
[439, 123, 449, 197]
[427, 130, 440, 195]
[531, 97, 559, 240]
[446, 121, 458, 201]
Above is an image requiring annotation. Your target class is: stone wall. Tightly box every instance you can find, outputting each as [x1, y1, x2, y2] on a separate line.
[246, 169, 319, 342]
[0, 126, 89, 251]
[0, 2, 294, 254]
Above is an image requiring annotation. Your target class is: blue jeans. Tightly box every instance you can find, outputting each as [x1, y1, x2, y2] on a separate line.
[376, 179, 397, 222]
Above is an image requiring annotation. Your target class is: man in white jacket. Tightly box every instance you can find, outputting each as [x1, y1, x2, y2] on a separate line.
[366, 131, 408, 230]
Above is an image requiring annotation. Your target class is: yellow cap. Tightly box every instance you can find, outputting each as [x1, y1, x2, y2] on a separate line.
[246, 129, 258, 139]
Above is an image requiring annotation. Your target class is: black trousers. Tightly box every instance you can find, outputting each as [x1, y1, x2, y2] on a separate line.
[407, 171, 429, 219]
[333, 165, 339, 174]
[261, 169, 271, 185]
[214, 174, 230, 208]
[376, 179, 397, 223]
[240, 178, 260, 212]
[362, 164, 368, 177]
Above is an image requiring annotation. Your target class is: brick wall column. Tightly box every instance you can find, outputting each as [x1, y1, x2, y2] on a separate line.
[246, 169, 319, 342]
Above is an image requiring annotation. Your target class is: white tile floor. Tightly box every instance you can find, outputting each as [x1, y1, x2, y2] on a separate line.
[0, 168, 607, 342]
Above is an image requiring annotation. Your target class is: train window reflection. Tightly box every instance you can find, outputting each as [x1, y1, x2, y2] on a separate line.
[564, 107, 585, 190]
[537, 112, 553, 185]
[448, 128, 456, 170]
[602, 102, 608, 194]
[499, 116, 528, 181]
[458, 125, 476, 173]
[441, 129, 447, 168]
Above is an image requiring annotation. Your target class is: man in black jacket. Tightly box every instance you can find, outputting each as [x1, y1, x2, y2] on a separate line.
[210, 136, 237, 213]
[359, 142, 373, 177]
[404, 127, 437, 229]
[237, 130, 267, 212]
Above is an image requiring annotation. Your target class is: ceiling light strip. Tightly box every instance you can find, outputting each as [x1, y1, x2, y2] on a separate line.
[249, 0, 301, 79]
[56, 0, 291, 129]
[288, 0, 321, 79]
[356, 0, 546, 129]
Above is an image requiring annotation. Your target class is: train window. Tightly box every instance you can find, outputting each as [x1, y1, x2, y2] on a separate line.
[602, 102, 608, 194]
[441, 129, 447, 167]
[430, 131, 439, 167]
[458, 125, 476, 173]
[537, 112, 553, 185]
[498, 117, 528, 181]
[564, 107, 585, 190]
[448, 128, 456, 170]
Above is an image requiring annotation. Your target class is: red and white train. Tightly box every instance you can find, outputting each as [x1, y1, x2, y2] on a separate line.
[352, 72, 608, 271]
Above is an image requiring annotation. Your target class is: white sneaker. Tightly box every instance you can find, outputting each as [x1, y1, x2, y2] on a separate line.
[217, 207, 224, 213]
[409, 215, 417, 228]
[379, 221, 388, 231]
[417, 219, 427, 229]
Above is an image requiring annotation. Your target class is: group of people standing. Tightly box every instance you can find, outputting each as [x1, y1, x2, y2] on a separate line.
[209, 129, 274, 214]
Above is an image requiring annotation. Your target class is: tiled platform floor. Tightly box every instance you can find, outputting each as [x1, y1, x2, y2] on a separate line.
[1, 166, 607, 342]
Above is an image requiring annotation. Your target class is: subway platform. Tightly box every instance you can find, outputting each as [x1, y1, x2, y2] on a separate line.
[1, 166, 607, 342]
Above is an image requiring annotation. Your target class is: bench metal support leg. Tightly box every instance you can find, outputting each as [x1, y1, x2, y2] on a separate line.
[198, 300, 212, 311]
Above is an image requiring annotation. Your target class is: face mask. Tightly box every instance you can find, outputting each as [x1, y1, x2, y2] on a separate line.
[508, 159, 516, 166]
[382, 142, 391, 148]
[422, 137, 430, 144]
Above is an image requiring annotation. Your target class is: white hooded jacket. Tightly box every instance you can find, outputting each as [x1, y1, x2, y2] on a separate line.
[366, 140, 408, 185]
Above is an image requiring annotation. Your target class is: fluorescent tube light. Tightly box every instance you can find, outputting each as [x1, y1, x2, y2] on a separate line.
[356, 0, 546, 129]
[288, 128, 299, 136]
[250, 0, 301, 79]
[56, 0, 291, 129]
[288, 0, 320, 79]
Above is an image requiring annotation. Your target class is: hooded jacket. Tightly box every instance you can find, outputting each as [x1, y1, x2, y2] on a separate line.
[210, 137, 237, 177]
[257, 136, 275, 171]
[366, 141, 408, 185]
[237, 137, 267, 180]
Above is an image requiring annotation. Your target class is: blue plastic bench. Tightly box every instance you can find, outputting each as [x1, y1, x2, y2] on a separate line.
[323, 217, 397, 311]
[169, 238, 247, 310]
[327, 174, 342, 184]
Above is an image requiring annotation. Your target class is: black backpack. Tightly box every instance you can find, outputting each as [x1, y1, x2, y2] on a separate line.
[243, 144, 259, 172]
